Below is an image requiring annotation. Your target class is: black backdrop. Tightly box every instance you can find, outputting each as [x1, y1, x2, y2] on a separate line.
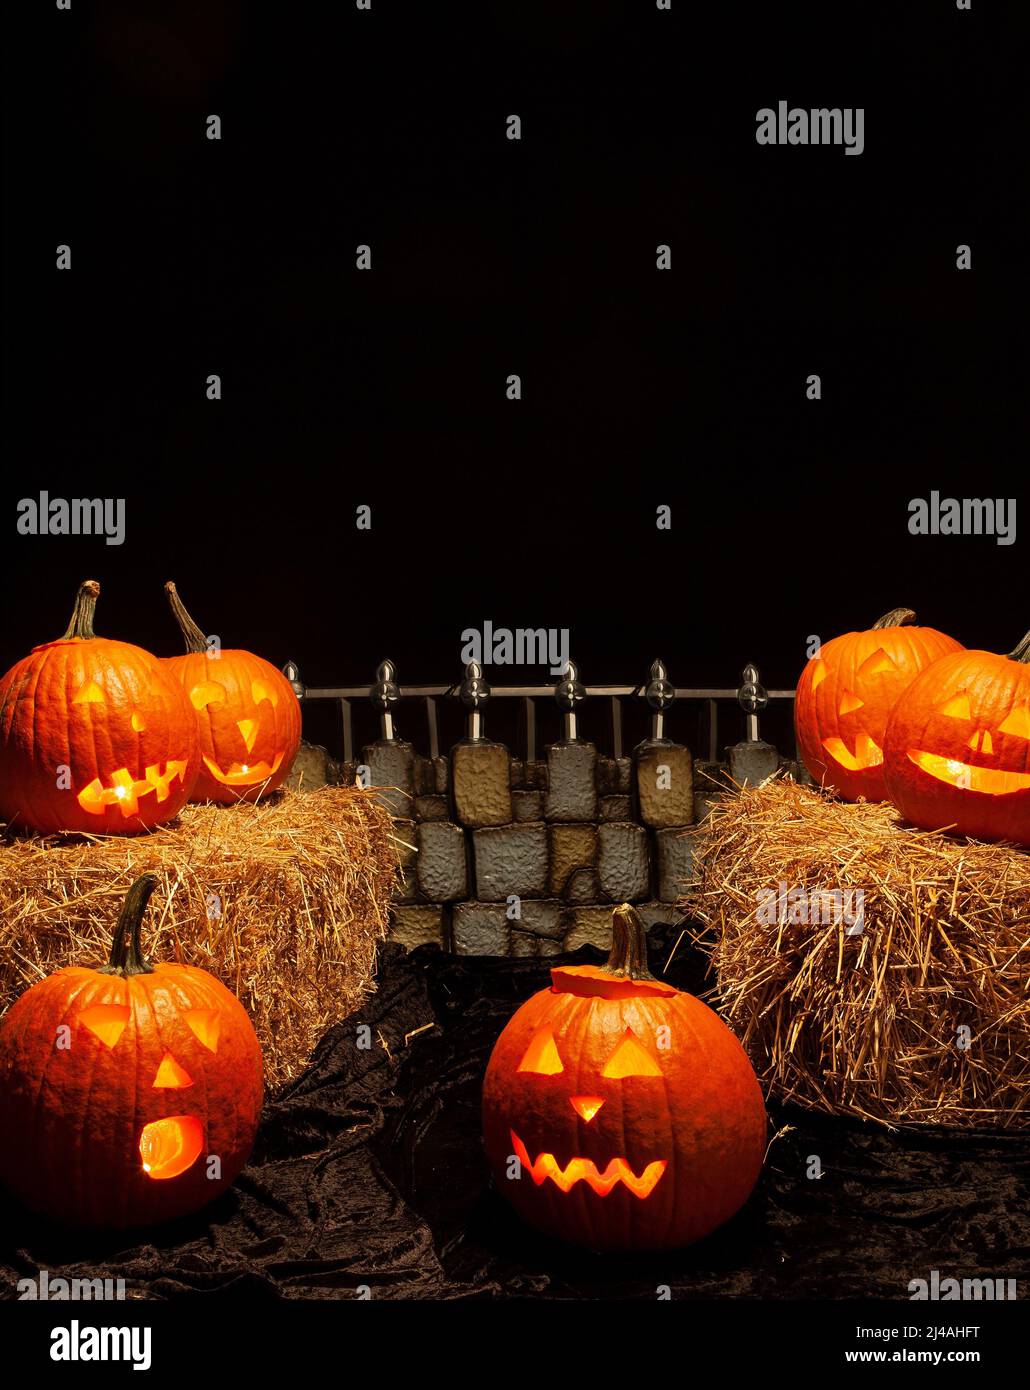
[3, 0, 1023, 710]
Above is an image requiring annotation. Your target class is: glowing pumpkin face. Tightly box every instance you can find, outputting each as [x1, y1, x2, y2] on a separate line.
[164, 582, 301, 804]
[883, 636, 1030, 845]
[794, 608, 962, 803]
[0, 581, 200, 836]
[482, 906, 766, 1252]
[0, 877, 263, 1229]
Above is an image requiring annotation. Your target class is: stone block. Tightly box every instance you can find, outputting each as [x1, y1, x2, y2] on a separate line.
[390, 905, 446, 951]
[545, 741, 598, 821]
[414, 794, 449, 821]
[694, 790, 725, 823]
[635, 742, 694, 827]
[655, 827, 699, 903]
[362, 739, 415, 817]
[416, 821, 468, 902]
[727, 740, 779, 789]
[283, 741, 333, 793]
[512, 790, 544, 823]
[473, 822, 548, 901]
[391, 820, 419, 903]
[516, 899, 564, 940]
[614, 758, 633, 794]
[601, 795, 631, 821]
[414, 756, 437, 796]
[563, 906, 614, 954]
[452, 902, 509, 955]
[433, 757, 449, 794]
[452, 741, 512, 827]
[548, 824, 598, 898]
[597, 822, 650, 902]
[635, 901, 686, 934]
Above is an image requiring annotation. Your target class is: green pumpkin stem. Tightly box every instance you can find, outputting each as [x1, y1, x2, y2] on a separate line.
[1008, 630, 1030, 664]
[604, 904, 658, 982]
[165, 581, 210, 655]
[872, 608, 916, 630]
[101, 874, 158, 977]
[60, 580, 100, 641]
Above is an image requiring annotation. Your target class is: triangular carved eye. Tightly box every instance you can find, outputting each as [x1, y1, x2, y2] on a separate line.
[858, 648, 897, 679]
[184, 1009, 220, 1052]
[79, 1004, 129, 1048]
[518, 1027, 564, 1075]
[839, 690, 864, 714]
[190, 681, 226, 710]
[602, 1030, 662, 1079]
[73, 680, 105, 704]
[251, 679, 279, 708]
[938, 692, 972, 720]
[998, 706, 1030, 739]
[810, 658, 828, 690]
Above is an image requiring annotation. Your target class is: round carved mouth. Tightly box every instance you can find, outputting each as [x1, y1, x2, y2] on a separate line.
[139, 1116, 204, 1180]
[907, 750, 1030, 796]
[510, 1130, 666, 1199]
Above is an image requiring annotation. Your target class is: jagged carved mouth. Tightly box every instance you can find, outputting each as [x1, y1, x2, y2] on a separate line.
[907, 750, 1030, 796]
[822, 734, 884, 772]
[511, 1130, 666, 1199]
[77, 761, 190, 817]
[201, 751, 285, 787]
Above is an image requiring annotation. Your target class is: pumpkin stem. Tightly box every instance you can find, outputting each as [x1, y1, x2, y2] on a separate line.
[872, 608, 916, 630]
[101, 874, 158, 977]
[165, 581, 210, 655]
[604, 904, 658, 981]
[60, 580, 100, 641]
[1008, 630, 1030, 664]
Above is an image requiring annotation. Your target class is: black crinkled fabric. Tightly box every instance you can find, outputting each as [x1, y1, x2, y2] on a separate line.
[2, 927, 1028, 1300]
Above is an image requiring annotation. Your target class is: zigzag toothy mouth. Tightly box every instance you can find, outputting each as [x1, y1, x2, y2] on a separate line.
[511, 1130, 666, 1199]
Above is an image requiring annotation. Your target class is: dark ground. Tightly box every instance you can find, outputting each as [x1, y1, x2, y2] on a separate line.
[2, 924, 1026, 1301]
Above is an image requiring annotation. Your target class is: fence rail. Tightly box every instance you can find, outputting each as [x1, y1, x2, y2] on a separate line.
[283, 660, 796, 766]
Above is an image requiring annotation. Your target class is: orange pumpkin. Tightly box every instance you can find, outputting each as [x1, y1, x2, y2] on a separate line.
[0, 875, 263, 1228]
[0, 580, 200, 835]
[482, 904, 766, 1252]
[164, 581, 301, 804]
[883, 631, 1030, 845]
[794, 608, 962, 802]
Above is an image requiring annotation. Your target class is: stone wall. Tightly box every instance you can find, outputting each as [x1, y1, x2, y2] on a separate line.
[286, 732, 808, 957]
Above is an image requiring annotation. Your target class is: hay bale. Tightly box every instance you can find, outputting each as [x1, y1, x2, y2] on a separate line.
[683, 778, 1030, 1129]
[0, 787, 399, 1091]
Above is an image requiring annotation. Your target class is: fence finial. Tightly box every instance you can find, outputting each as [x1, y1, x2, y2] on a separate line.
[282, 660, 305, 701]
[737, 663, 768, 743]
[371, 659, 400, 742]
[555, 658, 586, 742]
[459, 659, 491, 742]
[644, 657, 675, 742]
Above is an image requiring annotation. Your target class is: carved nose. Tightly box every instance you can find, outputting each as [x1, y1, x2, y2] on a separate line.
[570, 1096, 605, 1122]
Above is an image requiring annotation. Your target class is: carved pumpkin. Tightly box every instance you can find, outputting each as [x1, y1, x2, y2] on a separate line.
[794, 608, 962, 802]
[164, 581, 301, 804]
[482, 905, 766, 1252]
[0, 875, 263, 1228]
[0, 581, 200, 836]
[883, 631, 1030, 845]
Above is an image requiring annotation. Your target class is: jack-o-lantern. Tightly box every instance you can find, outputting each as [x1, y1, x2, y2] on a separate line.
[0, 580, 200, 836]
[164, 581, 301, 804]
[883, 631, 1030, 845]
[0, 875, 263, 1228]
[794, 608, 962, 802]
[482, 905, 767, 1252]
